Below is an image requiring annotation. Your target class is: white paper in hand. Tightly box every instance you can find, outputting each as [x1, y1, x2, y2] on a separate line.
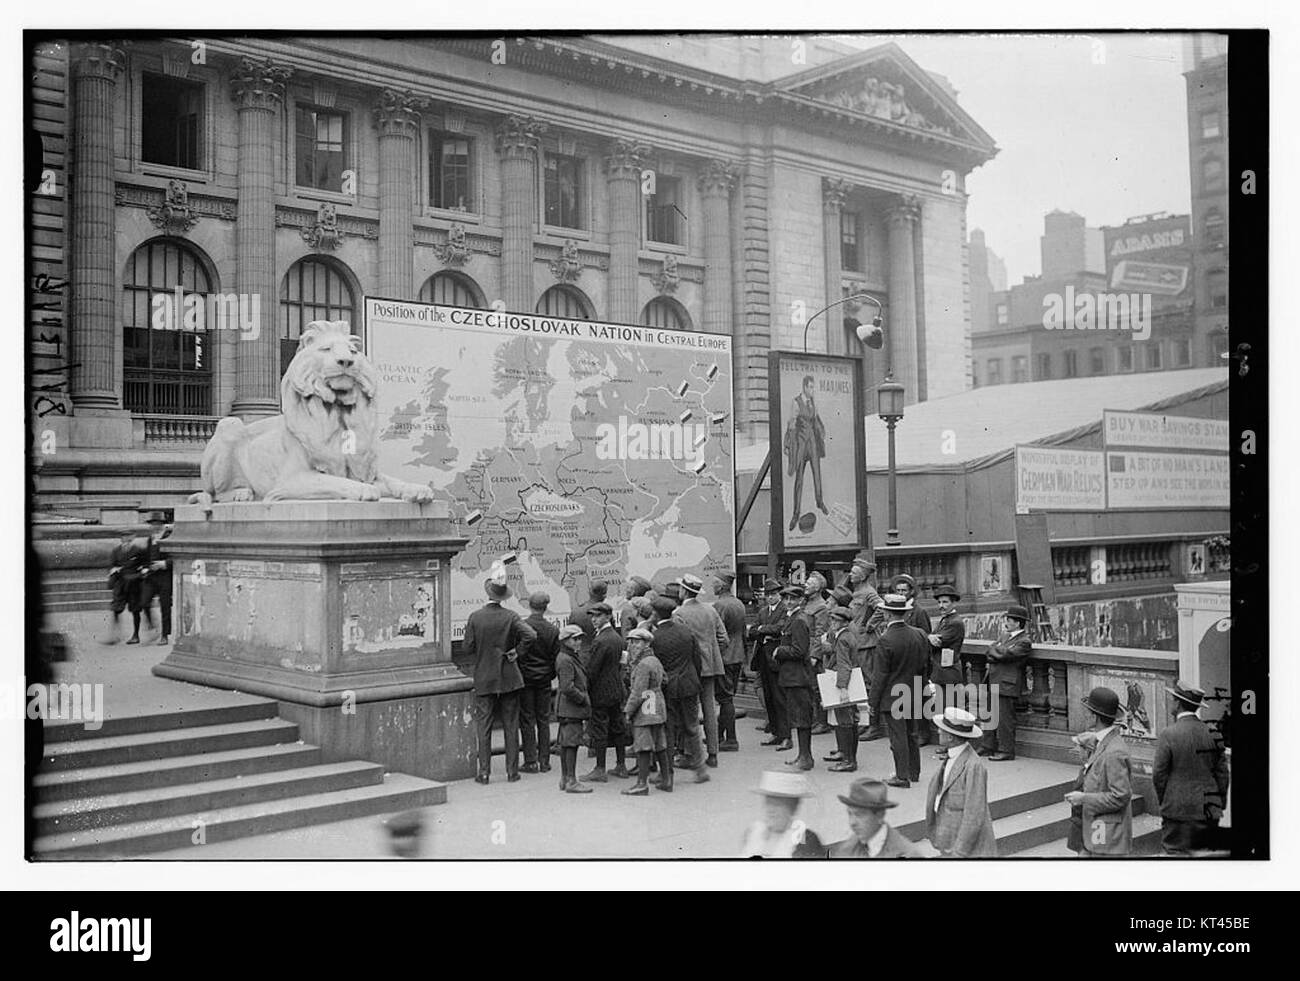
[817, 667, 868, 706]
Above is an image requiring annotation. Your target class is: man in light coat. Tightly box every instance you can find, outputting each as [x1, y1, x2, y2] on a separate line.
[1065, 686, 1133, 857]
[674, 573, 729, 767]
[925, 707, 997, 857]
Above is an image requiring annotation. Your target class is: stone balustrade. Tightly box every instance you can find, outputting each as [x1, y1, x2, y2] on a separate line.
[139, 414, 219, 446]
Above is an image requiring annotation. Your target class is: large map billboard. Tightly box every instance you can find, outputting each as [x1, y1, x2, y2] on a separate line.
[364, 298, 736, 639]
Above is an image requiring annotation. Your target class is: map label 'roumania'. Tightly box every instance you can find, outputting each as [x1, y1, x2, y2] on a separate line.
[595, 415, 706, 464]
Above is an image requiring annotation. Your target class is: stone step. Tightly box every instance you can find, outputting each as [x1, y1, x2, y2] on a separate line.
[34, 760, 385, 836]
[991, 800, 1075, 854]
[32, 773, 447, 859]
[894, 778, 1077, 843]
[33, 742, 324, 802]
[1014, 813, 1165, 857]
[44, 699, 280, 743]
[41, 719, 300, 771]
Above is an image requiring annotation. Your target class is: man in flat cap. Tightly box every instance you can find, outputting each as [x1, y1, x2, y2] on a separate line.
[554, 624, 592, 793]
[649, 594, 709, 786]
[675, 572, 729, 767]
[581, 602, 630, 783]
[825, 777, 926, 858]
[712, 572, 748, 752]
[520, 591, 559, 774]
[752, 578, 790, 749]
[1153, 680, 1230, 854]
[462, 563, 536, 785]
[982, 604, 1033, 761]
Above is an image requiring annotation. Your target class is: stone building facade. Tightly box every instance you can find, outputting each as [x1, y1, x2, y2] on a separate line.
[28, 35, 996, 510]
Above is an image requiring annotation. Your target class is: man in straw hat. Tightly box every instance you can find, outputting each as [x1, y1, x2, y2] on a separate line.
[981, 604, 1033, 761]
[871, 593, 929, 788]
[925, 707, 997, 856]
[711, 572, 748, 752]
[825, 777, 926, 858]
[1064, 686, 1133, 856]
[740, 771, 824, 858]
[462, 561, 536, 785]
[675, 572, 729, 767]
[752, 578, 790, 748]
[554, 624, 593, 793]
[1153, 680, 1231, 854]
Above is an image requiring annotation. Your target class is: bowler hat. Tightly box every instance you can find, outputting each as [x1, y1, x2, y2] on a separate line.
[752, 770, 812, 799]
[762, 578, 784, 593]
[1081, 686, 1122, 721]
[934, 707, 984, 740]
[558, 624, 584, 642]
[879, 593, 910, 612]
[837, 777, 898, 810]
[528, 591, 551, 610]
[650, 596, 679, 615]
[1165, 680, 1206, 709]
[679, 573, 704, 595]
[829, 605, 853, 622]
[933, 584, 960, 602]
[1004, 604, 1030, 623]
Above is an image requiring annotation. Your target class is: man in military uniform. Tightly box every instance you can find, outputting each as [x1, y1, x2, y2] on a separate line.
[783, 374, 828, 530]
[775, 584, 816, 771]
[801, 573, 833, 735]
[847, 558, 884, 741]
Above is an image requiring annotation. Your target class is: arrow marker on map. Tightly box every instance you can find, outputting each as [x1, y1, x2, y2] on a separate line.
[675, 380, 689, 397]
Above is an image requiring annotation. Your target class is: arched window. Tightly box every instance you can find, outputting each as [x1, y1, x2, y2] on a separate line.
[536, 284, 594, 321]
[280, 257, 356, 376]
[419, 271, 485, 308]
[122, 238, 214, 415]
[640, 296, 693, 331]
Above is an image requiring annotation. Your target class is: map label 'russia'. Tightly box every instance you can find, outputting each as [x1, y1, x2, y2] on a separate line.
[595, 416, 706, 464]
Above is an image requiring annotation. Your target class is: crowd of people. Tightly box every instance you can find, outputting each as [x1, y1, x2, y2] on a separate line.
[460, 553, 1231, 858]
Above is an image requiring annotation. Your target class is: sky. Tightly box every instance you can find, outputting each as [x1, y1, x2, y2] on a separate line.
[838, 33, 1194, 286]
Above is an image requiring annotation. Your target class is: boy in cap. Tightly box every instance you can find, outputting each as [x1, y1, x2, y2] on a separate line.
[825, 777, 926, 858]
[520, 592, 559, 773]
[981, 604, 1033, 761]
[712, 572, 748, 752]
[582, 603, 630, 782]
[1065, 687, 1132, 856]
[823, 603, 861, 772]
[462, 562, 536, 784]
[622, 627, 668, 795]
[675, 572, 729, 766]
[554, 624, 593, 793]
[925, 707, 997, 856]
[740, 771, 824, 858]
[1153, 680, 1231, 854]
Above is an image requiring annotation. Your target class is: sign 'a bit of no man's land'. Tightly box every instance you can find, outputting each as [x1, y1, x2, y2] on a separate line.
[364, 299, 736, 639]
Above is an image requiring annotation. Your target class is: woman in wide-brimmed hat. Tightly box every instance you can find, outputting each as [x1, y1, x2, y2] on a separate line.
[739, 771, 824, 858]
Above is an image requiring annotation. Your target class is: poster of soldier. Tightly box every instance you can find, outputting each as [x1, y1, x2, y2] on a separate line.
[12, 10, 1285, 924]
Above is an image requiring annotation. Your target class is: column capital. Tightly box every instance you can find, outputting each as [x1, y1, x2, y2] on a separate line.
[71, 42, 128, 82]
[495, 114, 547, 159]
[697, 159, 738, 196]
[603, 139, 652, 179]
[886, 193, 923, 225]
[229, 57, 293, 112]
[822, 177, 852, 212]
[373, 88, 428, 139]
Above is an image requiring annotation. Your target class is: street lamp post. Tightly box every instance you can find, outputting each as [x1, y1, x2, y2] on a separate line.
[876, 376, 905, 547]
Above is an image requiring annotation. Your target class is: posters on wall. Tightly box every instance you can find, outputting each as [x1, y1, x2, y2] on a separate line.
[1106, 451, 1230, 509]
[1014, 445, 1107, 511]
[1102, 409, 1229, 452]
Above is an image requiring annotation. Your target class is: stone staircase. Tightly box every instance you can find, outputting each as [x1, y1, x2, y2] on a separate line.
[32, 700, 447, 859]
[43, 571, 111, 613]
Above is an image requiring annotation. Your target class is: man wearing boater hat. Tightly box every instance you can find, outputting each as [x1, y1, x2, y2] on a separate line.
[981, 604, 1033, 761]
[462, 562, 537, 785]
[1153, 680, 1231, 854]
[1065, 686, 1132, 856]
[925, 707, 997, 857]
[825, 777, 926, 858]
[871, 593, 929, 788]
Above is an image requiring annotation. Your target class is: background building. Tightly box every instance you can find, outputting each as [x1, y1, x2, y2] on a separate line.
[1184, 35, 1230, 365]
[28, 34, 998, 513]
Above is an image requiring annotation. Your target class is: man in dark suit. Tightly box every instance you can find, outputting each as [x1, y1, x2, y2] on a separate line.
[775, 584, 816, 771]
[752, 579, 790, 749]
[1153, 680, 1231, 854]
[520, 591, 559, 774]
[711, 572, 748, 752]
[825, 777, 926, 858]
[649, 595, 709, 786]
[982, 604, 1032, 761]
[1065, 687, 1132, 856]
[872, 593, 930, 788]
[141, 512, 174, 646]
[462, 567, 537, 784]
[926, 585, 967, 756]
[107, 530, 152, 645]
[567, 581, 608, 659]
[581, 603, 630, 783]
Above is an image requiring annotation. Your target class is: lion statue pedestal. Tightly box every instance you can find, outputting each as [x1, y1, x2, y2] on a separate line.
[154, 321, 481, 782]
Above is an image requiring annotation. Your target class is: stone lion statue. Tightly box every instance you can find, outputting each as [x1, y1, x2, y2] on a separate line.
[188, 320, 433, 506]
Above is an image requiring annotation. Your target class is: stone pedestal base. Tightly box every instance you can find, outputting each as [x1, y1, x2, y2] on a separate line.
[154, 500, 476, 780]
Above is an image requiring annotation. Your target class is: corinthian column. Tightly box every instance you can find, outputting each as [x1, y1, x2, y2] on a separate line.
[374, 89, 426, 299]
[822, 178, 851, 355]
[230, 58, 291, 418]
[495, 115, 546, 312]
[69, 42, 127, 409]
[697, 160, 737, 335]
[886, 195, 922, 403]
[604, 140, 650, 324]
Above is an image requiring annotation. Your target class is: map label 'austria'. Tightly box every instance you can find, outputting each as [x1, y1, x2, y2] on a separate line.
[595, 416, 706, 464]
